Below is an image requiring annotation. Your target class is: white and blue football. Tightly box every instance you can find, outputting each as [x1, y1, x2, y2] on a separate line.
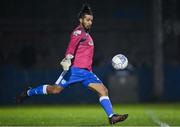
[112, 54, 128, 70]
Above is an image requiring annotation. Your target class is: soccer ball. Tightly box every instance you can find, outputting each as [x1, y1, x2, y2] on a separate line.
[112, 54, 128, 70]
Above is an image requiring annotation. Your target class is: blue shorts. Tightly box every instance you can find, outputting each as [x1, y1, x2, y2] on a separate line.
[55, 67, 102, 88]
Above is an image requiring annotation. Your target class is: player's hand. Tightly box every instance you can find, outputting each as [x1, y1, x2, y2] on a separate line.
[60, 58, 71, 71]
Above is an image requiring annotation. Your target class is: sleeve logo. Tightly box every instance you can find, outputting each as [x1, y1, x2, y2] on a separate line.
[73, 30, 82, 36]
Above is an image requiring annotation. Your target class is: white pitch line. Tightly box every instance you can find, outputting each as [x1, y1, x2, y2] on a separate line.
[146, 110, 170, 127]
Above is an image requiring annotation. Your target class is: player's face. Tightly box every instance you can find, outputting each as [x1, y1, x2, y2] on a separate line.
[80, 14, 93, 30]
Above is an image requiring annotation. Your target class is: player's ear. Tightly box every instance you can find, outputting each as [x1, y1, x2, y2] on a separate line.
[79, 18, 83, 23]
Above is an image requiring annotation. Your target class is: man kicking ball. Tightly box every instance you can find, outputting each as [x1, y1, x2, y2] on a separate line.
[16, 4, 128, 125]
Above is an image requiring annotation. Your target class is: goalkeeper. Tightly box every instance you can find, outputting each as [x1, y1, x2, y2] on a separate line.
[16, 4, 128, 124]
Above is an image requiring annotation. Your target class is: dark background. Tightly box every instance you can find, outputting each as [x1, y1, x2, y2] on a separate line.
[0, 0, 180, 105]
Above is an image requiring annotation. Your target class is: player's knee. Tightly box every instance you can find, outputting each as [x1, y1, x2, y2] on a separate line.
[52, 87, 61, 94]
[99, 87, 108, 96]
[47, 85, 62, 94]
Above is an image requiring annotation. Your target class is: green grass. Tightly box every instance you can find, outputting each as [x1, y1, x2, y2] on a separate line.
[0, 104, 179, 126]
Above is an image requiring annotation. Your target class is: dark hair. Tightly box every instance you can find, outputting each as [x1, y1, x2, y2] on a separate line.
[78, 4, 93, 19]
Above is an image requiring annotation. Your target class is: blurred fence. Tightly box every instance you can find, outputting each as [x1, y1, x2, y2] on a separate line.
[0, 64, 179, 105]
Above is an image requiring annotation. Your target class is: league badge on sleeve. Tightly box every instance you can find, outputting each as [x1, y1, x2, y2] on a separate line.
[73, 30, 82, 36]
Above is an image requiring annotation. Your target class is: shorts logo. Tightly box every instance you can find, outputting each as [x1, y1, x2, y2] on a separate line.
[94, 74, 100, 81]
[61, 79, 67, 84]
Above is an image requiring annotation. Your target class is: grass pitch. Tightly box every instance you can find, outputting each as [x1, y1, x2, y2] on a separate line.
[0, 103, 179, 126]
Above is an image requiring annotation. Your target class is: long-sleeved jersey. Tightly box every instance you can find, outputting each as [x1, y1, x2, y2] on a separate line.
[65, 25, 94, 71]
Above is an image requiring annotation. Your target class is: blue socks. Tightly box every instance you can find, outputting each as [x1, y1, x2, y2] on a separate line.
[99, 96, 114, 118]
[27, 85, 48, 96]
[27, 86, 114, 118]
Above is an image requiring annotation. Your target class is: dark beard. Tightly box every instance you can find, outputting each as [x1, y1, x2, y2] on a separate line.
[82, 23, 90, 32]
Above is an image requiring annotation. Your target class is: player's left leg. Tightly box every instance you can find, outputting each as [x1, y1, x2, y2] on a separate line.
[16, 70, 68, 103]
[16, 67, 85, 103]
[88, 83, 128, 124]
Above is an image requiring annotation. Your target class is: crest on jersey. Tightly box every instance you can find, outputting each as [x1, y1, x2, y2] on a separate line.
[73, 30, 82, 36]
[89, 40, 94, 45]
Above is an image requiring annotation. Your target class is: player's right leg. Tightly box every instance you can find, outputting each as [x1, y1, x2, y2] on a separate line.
[82, 71, 128, 124]
[16, 85, 63, 103]
[88, 83, 128, 124]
